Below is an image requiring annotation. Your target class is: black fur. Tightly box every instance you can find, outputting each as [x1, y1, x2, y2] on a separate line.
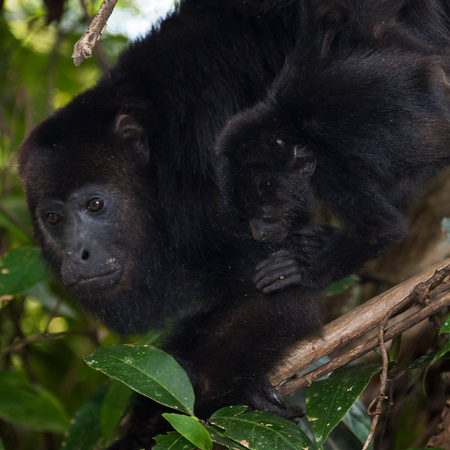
[216, 0, 450, 294]
[19, 1, 321, 448]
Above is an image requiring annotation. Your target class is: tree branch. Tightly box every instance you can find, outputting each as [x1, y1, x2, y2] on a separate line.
[270, 258, 450, 395]
[72, 0, 118, 66]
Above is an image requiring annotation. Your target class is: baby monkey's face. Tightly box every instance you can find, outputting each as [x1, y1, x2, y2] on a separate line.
[218, 120, 316, 243]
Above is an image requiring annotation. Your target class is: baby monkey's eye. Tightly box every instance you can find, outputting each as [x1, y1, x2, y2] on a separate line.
[46, 213, 62, 225]
[86, 198, 104, 212]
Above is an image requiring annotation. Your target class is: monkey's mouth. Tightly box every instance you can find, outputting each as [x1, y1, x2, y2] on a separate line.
[249, 218, 289, 243]
[68, 269, 121, 288]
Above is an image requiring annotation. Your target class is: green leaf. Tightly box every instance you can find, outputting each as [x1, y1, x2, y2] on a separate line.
[390, 334, 402, 362]
[63, 384, 108, 450]
[163, 414, 212, 450]
[0, 371, 69, 433]
[341, 399, 373, 446]
[439, 316, 450, 334]
[85, 344, 195, 415]
[306, 364, 381, 449]
[0, 247, 50, 295]
[209, 405, 314, 449]
[323, 274, 359, 295]
[426, 318, 450, 369]
[408, 352, 439, 370]
[207, 425, 248, 449]
[441, 217, 450, 243]
[100, 381, 132, 444]
[154, 431, 196, 450]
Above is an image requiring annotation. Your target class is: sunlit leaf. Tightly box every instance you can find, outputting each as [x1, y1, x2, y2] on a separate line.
[307, 364, 381, 449]
[209, 405, 313, 449]
[85, 345, 195, 415]
[439, 316, 450, 334]
[163, 414, 212, 450]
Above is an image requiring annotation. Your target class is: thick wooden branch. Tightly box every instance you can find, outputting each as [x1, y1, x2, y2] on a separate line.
[270, 258, 450, 395]
[72, 0, 118, 66]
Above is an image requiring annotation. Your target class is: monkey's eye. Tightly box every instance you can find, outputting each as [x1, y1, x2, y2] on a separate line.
[86, 198, 104, 212]
[46, 213, 62, 225]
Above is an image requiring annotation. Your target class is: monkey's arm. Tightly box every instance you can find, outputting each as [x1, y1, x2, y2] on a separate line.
[255, 201, 407, 293]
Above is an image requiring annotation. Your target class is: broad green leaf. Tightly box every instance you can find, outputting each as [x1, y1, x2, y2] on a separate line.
[441, 217, 450, 243]
[427, 318, 450, 368]
[209, 405, 314, 449]
[163, 414, 212, 450]
[307, 364, 381, 449]
[63, 384, 108, 450]
[0, 247, 50, 295]
[407, 448, 446, 450]
[154, 431, 196, 450]
[408, 352, 438, 370]
[341, 399, 372, 446]
[439, 316, 450, 334]
[390, 334, 402, 362]
[85, 344, 195, 415]
[0, 371, 69, 433]
[100, 381, 132, 444]
[207, 425, 248, 450]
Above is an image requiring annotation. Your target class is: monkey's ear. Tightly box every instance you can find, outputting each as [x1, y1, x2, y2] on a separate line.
[292, 145, 316, 178]
[115, 114, 149, 164]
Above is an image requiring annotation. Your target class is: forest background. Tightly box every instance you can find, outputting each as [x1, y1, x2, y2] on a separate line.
[1, 1, 450, 449]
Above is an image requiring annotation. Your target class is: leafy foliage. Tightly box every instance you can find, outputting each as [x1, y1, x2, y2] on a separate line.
[62, 384, 109, 450]
[306, 364, 381, 449]
[209, 406, 313, 449]
[154, 431, 196, 450]
[0, 2, 449, 450]
[163, 414, 213, 450]
[0, 247, 50, 295]
[0, 371, 69, 432]
[85, 345, 195, 415]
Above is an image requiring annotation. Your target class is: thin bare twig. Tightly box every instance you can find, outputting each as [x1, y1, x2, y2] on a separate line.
[72, 0, 118, 66]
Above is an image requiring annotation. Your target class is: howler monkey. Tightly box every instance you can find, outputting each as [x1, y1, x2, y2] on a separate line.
[216, 0, 450, 294]
[19, 1, 321, 448]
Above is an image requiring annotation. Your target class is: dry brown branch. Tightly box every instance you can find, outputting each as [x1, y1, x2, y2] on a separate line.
[72, 0, 118, 66]
[270, 258, 450, 395]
